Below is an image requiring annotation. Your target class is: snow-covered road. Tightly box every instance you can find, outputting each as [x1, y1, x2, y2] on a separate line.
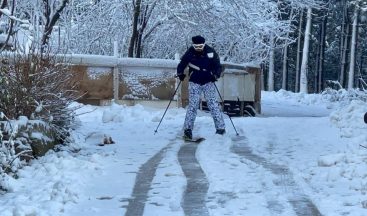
[1, 91, 367, 216]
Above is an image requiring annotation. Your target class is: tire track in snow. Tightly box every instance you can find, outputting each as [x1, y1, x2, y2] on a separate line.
[178, 141, 210, 216]
[231, 135, 322, 216]
[125, 141, 173, 216]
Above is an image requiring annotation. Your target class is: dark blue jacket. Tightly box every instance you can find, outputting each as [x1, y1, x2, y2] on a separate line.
[177, 45, 222, 85]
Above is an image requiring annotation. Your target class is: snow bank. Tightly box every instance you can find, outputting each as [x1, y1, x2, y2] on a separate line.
[330, 100, 367, 142]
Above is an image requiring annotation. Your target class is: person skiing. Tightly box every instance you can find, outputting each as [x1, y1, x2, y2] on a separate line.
[177, 35, 226, 140]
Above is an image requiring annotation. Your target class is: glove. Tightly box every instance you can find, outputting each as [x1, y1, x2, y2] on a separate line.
[177, 74, 186, 81]
[210, 74, 218, 82]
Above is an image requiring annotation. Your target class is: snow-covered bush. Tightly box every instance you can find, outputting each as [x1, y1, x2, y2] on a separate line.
[0, 49, 79, 191]
[0, 50, 78, 142]
[321, 87, 367, 106]
[0, 113, 28, 192]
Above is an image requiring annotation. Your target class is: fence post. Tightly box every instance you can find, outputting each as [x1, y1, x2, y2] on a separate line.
[113, 41, 119, 100]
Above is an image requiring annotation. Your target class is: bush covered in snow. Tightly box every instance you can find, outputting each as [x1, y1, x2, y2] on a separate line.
[321, 87, 367, 106]
[0, 50, 79, 191]
[0, 113, 28, 192]
[0, 50, 78, 142]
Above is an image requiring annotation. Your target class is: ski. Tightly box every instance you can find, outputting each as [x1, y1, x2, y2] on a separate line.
[184, 137, 205, 143]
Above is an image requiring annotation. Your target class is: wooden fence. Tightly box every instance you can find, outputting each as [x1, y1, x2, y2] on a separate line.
[64, 54, 261, 115]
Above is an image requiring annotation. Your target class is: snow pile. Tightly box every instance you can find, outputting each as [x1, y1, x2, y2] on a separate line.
[330, 100, 367, 140]
[266, 88, 367, 109]
[321, 88, 367, 108]
[264, 89, 328, 105]
[0, 149, 101, 216]
[306, 94, 367, 213]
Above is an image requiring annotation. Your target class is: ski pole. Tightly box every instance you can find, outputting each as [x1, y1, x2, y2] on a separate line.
[213, 83, 239, 136]
[154, 80, 182, 134]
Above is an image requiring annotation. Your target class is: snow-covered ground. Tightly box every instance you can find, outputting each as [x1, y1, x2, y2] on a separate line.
[1, 90, 367, 216]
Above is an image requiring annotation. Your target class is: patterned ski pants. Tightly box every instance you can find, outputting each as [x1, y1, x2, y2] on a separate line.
[184, 82, 225, 130]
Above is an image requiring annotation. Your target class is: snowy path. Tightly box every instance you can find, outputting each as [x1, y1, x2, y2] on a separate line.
[72, 103, 364, 216]
[125, 140, 175, 216]
[121, 128, 324, 216]
[65, 104, 343, 216]
[178, 141, 210, 216]
[4, 92, 367, 216]
[124, 135, 212, 216]
[231, 135, 321, 216]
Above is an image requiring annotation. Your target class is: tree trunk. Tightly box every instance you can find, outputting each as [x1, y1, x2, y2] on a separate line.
[348, 7, 358, 89]
[300, 7, 312, 94]
[340, 2, 349, 87]
[314, 11, 327, 93]
[295, 10, 304, 93]
[314, 21, 321, 93]
[261, 64, 265, 91]
[41, 0, 69, 53]
[282, 8, 293, 91]
[318, 13, 327, 92]
[136, 32, 143, 58]
[128, 0, 142, 57]
[268, 34, 275, 91]
[282, 46, 288, 90]
[129, 1, 157, 58]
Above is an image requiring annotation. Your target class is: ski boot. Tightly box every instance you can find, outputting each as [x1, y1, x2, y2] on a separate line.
[216, 129, 226, 135]
[183, 129, 192, 140]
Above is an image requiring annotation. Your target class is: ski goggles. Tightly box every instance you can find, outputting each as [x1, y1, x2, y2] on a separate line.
[193, 43, 205, 49]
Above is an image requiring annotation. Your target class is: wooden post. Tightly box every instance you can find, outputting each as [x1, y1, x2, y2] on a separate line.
[113, 41, 119, 100]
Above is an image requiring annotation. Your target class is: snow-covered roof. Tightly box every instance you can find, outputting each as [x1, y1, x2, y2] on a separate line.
[222, 61, 260, 69]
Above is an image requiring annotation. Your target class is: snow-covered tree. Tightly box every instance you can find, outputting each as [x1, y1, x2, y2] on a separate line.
[0, 0, 20, 51]
[347, 0, 367, 89]
[348, 5, 358, 89]
[300, 7, 312, 93]
[40, 0, 69, 52]
[268, 34, 275, 91]
[287, 0, 324, 93]
[215, 0, 293, 64]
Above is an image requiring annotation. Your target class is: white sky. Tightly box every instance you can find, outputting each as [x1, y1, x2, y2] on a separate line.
[1, 90, 367, 216]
